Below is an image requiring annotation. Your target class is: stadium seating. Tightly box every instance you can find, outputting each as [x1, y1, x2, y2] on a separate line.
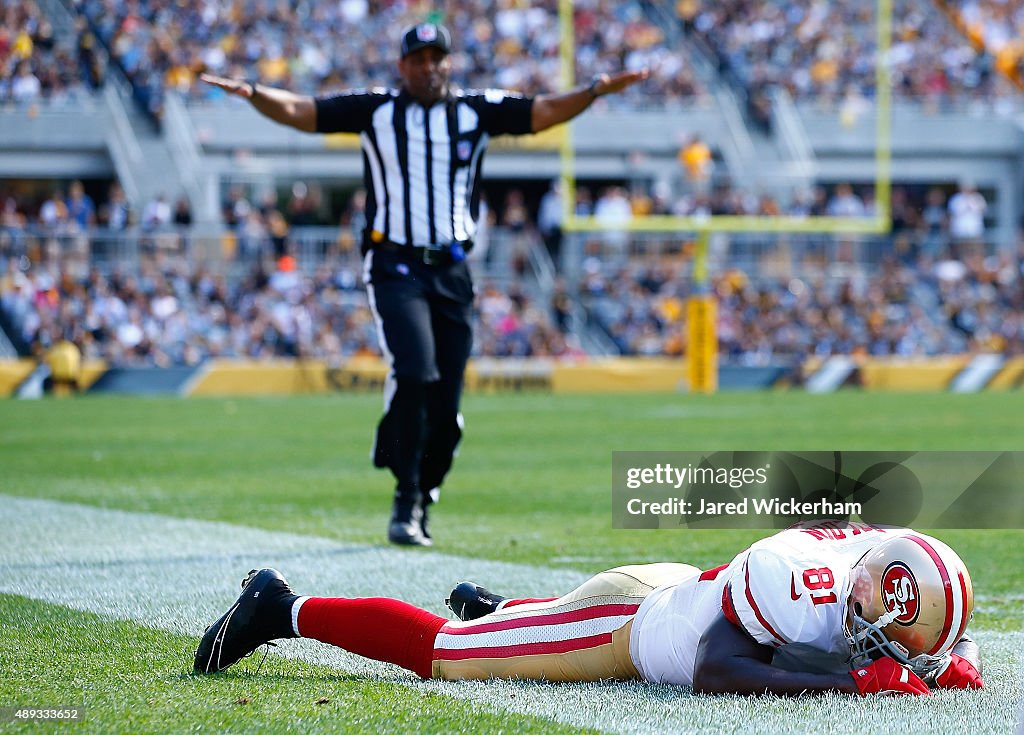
[582, 245, 1021, 359]
[3, 0, 1024, 371]
[942, 0, 1024, 91]
[0, 0, 102, 105]
[64, 0, 1024, 117]
[2, 208, 1019, 366]
[0, 220, 580, 365]
[684, 0, 1008, 109]
[73, 0, 705, 119]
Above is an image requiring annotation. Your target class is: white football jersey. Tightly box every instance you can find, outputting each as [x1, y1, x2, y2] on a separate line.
[631, 522, 915, 685]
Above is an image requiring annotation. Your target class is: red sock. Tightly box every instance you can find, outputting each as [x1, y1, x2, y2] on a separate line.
[500, 597, 558, 608]
[297, 597, 446, 679]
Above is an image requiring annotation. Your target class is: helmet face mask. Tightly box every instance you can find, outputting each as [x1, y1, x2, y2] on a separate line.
[843, 534, 974, 678]
[846, 604, 949, 677]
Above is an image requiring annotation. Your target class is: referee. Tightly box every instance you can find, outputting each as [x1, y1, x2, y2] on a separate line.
[202, 22, 647, 546]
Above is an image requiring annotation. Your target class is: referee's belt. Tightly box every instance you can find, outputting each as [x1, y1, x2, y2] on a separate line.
[371, 239, 471, 265]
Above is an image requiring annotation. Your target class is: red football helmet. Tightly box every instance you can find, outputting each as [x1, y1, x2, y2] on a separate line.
[845, 534, 973, 677]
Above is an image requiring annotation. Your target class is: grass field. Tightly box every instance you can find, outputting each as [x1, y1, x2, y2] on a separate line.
[1, 391, 1022, 734]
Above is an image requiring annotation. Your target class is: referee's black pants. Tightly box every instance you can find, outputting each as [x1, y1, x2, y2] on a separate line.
[364, 246, 473, 521]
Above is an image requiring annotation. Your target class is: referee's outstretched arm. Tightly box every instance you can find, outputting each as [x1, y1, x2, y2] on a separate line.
[200, 74, 316, 132]
[202, 67, 649, 136]
[532, 69, 643, 134]
[531, 68, 649, 133]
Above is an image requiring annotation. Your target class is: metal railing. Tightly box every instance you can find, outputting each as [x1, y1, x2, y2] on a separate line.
[0, 226, 566, 283]
[561, 228, 999, 284]
[2, 224, 993, 286]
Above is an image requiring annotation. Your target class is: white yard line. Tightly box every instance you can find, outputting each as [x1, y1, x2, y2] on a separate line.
[1, 495, 1021, 735]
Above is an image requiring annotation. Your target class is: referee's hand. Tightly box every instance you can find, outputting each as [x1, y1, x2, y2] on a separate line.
[200, 73, 255, 99]
[591, 69, 650, 97]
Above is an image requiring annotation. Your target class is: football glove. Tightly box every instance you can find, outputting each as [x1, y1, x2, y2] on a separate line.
[849, 657, 931, 696]
[934, 653, 984, 689]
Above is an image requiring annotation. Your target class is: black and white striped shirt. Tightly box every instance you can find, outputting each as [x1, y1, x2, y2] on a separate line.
[316, 88, 534, 248]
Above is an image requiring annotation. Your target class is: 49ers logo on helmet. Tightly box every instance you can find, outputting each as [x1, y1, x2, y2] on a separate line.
[881, 562, 920, 625]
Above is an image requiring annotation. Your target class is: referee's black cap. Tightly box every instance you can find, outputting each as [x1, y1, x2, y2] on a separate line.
[400, 23, 451, 58]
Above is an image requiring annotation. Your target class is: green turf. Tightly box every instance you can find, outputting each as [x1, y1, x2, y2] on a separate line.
[0, 593, 597, 735]
[1, 392, 1022, 572]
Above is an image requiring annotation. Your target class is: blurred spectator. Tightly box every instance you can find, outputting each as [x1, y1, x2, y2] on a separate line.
[678, 134, 713, 190]
[141, 193, 172, 230]
[66, 180, 96, 229]
[38, 188, 68, 229]
[286, 182, 320, 226]
[594, 186, 632, 250]
[99, 182, 133, 230]
[919, 186, 949, 256]
[76, 17, 105, 88]
[947, 179, 987, 251]
[11, 60, 41, 104]
[1, 196, 25, 230]
[223, 186, 251, 228]
[537, 180, 564, 262]
[172, 196, 193, 227]
[501, 189, 530, 233]
[267, 209, 289, 258]
[574, 188, 594, 217]
[826, 183, 867, 218]
[838, 84, 872, 127]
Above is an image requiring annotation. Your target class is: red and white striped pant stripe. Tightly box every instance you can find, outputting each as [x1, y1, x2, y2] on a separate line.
[431, 564, 695, 681]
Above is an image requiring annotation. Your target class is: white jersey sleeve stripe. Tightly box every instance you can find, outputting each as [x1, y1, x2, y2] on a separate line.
[741, 560, 787, 646]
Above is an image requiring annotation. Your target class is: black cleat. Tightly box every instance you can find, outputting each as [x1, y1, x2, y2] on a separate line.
[193, 568, 298, 674]
[388, 500, 431, 547]
[445, 581, 506, 621]
[388, 518, 432, 546]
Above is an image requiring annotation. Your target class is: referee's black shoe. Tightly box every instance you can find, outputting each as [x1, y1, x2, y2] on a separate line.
[388, 499, 432, 547]
[193, 569, 298, 673]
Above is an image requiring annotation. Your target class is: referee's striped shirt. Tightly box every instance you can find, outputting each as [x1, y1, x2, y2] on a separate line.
[315, 88, 534, 248]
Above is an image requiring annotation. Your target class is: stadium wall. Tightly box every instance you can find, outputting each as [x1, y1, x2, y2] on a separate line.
[0, 357, 1019, 397]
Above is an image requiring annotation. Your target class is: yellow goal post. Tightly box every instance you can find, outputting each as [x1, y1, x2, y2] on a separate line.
[556, 0, 894, 391]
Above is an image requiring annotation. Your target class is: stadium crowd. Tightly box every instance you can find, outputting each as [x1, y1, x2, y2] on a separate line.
[945, 0, 1024, 88]
[2, 215, 1019, 369]
[583, 245, 1024, 360]
[0, 137, 1004, 371]
[681, 0, 1017, 115]
[73, 0, 706, 119]
[0, 215, 578, 365]
[0, 1, 105, 105]
[6, 0, 1024, 117]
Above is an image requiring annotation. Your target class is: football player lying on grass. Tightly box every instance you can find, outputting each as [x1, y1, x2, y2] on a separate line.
[194, 522, 982, 695]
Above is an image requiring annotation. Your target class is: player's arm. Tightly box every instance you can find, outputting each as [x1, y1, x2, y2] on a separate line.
[200, 74, 316, 133]
[694, 613, 930, 696]
[530, 69, 648, 133]
[693, 612, 858, 696]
